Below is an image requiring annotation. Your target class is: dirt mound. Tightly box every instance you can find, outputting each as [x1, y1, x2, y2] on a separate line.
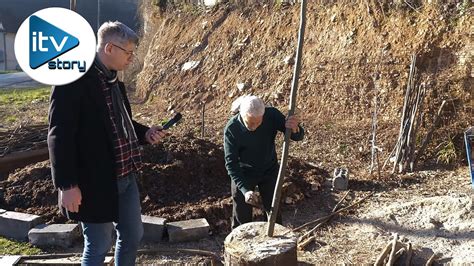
[0, 134, 325, 234]
[139, 134, 326, 233]
[133, 1, 471, 168]
[0, 161, 65, 224]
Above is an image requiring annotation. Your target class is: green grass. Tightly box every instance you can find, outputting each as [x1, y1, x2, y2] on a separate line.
[0, 87, 50, 106]
[5, 115, 17, 123]
[436, 136, 457, 165]
[0, 70, 19, 75]
[0, 237, 42, 255]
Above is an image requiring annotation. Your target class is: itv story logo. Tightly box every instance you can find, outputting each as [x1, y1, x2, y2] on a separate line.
[14, 8, 96, 86]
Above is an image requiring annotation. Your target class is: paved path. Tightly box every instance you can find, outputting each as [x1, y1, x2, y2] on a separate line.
[0, 72, 43, 89]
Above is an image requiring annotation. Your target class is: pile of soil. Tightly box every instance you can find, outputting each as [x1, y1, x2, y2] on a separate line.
[133, 1, 471, 170]
[0, 134, 325, 234]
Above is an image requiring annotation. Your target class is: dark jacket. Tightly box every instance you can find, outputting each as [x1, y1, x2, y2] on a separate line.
[223, 107, 304, 194]
[47, 66, 149, 223]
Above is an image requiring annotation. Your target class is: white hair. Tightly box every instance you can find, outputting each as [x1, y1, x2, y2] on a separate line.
[97, 21, 138, 49]
[239, 95, 265, 117]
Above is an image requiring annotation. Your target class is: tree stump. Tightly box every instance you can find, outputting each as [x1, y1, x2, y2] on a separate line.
[224, 222, 297, 265]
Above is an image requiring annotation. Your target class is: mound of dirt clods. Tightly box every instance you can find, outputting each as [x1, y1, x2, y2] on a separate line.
[0, 134, 325, 234]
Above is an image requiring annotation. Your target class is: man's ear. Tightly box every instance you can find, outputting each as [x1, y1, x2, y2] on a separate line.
[103, 43, 113, 55]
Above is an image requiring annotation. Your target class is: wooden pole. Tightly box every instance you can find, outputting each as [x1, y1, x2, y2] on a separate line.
[201, 102, 205, 138]
[370, 92, 379, 176]
[267, 0, 307, 237]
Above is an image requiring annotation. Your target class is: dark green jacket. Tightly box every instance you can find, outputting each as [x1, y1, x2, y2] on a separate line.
[223, 107, 304, 194]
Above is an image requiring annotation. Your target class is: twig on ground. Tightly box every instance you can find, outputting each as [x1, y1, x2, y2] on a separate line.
[425, 253, 439, 266]
[332, 190, 351, 212]
[387, 233, 399, 266]
[297, 235, 316, 250]
[295, 193, 374, 242]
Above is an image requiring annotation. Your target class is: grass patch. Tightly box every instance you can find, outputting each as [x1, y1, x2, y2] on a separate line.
[0, 87, 50, 106]
[0, 237, 42, 255]
[0, 70, 19, 75]
[5, 115, 17, 123]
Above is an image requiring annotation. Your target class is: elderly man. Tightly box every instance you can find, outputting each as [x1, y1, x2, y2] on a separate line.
[48, 21, 166, 265]
[224, 95, 304, 229]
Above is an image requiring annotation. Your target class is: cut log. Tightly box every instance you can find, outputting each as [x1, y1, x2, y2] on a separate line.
[0, 148, 49, 173]
[225, 222, 297, 266]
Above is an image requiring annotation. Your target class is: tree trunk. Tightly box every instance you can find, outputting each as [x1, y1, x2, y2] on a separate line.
[225, 222, 297, 266]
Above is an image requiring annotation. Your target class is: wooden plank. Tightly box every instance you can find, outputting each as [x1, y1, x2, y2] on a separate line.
[19, 256, 113, 265]
[0, 148, 49, 173]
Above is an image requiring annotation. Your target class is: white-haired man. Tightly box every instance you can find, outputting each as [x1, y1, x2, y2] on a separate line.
[224, 95, 304, 229]
[48, 21, 166, 265]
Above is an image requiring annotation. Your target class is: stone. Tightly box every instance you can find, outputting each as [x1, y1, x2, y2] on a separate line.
[237, 82, 246, 91]
[0, 256, 22, 265]
[333, 167, 349, 190]
[181, 61, 200, 71]
[28, 224, 81, 247]
[0, 211, 42, 240]
[284, 55, 295, 65]
[167, 218, 209, 242]
[141, 215, 166, 243]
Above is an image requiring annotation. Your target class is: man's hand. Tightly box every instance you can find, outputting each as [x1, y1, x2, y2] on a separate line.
[145, 126, 167, 144]
[244, 191, 259, 206]
[285, 115, 301, 133]
[60, 186, 82, 213]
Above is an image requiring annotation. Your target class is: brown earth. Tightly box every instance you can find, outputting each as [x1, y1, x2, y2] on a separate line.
[0, 134, 325, 235]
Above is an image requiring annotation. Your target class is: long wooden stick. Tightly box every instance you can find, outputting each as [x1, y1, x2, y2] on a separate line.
[267, 0, 307, 237]
[395, 55, 417, 172]
[297, 235, 316, 250]
[332, 190, 350, 212]
[291, 192, 367, 233]
[393, 55, 416, 173]
[402, 82, 422, 172]
[370, 93, 379, 175]
[408, 84, 426, 171]
[425, 253, 439, 266]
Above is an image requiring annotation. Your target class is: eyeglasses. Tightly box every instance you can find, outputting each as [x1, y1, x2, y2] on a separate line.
[110, 43, 134, 57]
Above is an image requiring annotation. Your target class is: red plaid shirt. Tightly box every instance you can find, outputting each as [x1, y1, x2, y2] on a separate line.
[99, 74, 142, 178]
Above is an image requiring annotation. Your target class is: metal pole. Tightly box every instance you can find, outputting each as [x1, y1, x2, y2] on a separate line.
[2, 32, 7, 71]
[70, 0, 77, 11]
[267, 0, 307, 237]
[97, 0, 101, 31]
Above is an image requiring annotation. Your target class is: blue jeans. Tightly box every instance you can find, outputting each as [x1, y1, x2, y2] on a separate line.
[81, 173, 143, 266]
